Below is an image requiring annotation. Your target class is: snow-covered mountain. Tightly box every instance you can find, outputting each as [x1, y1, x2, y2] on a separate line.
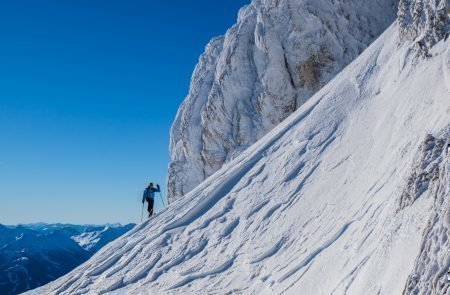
[71, 225, 135, 252]
[30, 2, 449, 293]
[168, 0, 398, 202]
[0, 223, 134, 295]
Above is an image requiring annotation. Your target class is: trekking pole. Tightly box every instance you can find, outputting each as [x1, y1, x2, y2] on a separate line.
[159, 192, 166, 207]
[140, 202, 144, 222]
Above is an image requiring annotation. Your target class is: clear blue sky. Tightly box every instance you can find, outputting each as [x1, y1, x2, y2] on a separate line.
[0, 0, 249, 225]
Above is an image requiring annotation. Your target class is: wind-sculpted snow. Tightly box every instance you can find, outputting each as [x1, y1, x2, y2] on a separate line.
[168, 0, 398, 202]
[31, 26, 450, 294]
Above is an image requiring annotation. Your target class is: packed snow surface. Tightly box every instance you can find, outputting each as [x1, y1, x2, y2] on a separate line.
[31, 23, 449, 294]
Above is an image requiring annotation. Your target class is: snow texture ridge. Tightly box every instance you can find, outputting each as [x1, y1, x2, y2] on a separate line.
[167, 0, 398, 202]
[30, 24, 450, 294]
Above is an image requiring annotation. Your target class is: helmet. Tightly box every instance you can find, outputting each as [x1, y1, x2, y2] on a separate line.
[149, 182, 153, 187]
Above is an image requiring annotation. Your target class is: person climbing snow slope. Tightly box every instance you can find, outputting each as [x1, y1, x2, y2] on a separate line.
[142, 182, 160, 218]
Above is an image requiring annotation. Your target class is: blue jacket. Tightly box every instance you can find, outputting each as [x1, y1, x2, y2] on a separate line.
[142, 186, 160, 202]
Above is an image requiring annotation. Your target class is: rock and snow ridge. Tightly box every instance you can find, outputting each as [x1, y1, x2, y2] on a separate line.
[0, 223, 134, 295]
[398, 0, 449, 52]
[168, 0, 398, 202]
[31, 16, 449, 295]
[403, 130, 450, 294]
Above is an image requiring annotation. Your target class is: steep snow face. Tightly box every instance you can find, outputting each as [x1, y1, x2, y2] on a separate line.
[32, 25, 450, 294]
[168, 0, 398, 202]
[398, 0, 449, 51]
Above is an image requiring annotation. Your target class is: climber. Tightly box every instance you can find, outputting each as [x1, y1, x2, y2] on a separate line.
[142, 182, 160, 217]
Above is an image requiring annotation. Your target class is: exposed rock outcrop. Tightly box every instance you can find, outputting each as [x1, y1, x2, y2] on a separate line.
[168, 0, 398, 202]
[398, 0, 449, 52]
[398, 134, 446, 210]
[404, 128, 450, 294]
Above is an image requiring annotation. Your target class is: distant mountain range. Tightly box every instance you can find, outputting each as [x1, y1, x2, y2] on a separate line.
[0, 223, 134, 295]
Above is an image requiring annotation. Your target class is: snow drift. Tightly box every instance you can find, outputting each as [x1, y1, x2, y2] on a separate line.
[29, 20, 450, 294]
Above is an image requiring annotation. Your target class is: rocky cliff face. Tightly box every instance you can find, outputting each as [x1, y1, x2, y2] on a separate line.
[168, 0, 398, 202]
[403, 129, 450, 294]
[398, 0, 449, 51]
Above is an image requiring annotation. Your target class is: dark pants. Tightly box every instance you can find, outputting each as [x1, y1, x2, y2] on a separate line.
[146, 198, 154, 217]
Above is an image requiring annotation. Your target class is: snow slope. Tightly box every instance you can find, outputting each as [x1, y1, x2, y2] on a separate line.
[31, 23, 449, 294]
[167, 0, 398, 202]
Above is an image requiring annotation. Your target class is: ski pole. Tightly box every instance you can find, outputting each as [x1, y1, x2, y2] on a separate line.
[140, 202, 144, 222]
[159, 192, 166, 207]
